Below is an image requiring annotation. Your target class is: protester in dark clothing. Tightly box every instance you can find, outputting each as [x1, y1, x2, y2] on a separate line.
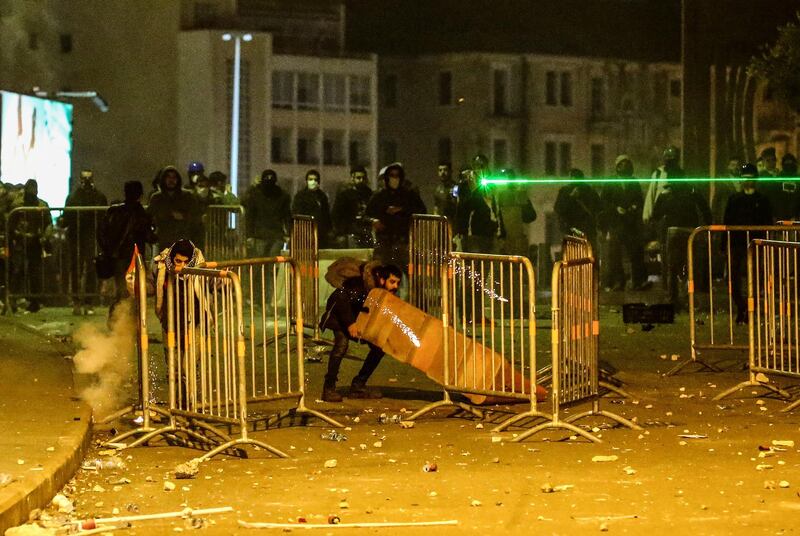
[10, 180, 50, 313]
[769, 153, 799, 221]
[64, 170, 108, 315]
[318, 263, 402, 402]
[554, 169, 602, 249]
[600, 155, 647, 290]
[332, 166, 373, 248]
[243, 169, 291, 257]
[432, 162, 458, 226]
[456, 172, 506, 254]
[292, 169, 333, 248]
[153, 239, 205, 335]
[652, 181, 712, 308]
[98, 181, 157, 315]
[365, 163, 427, 270]
[644, 145, 686, 225]
[723, 163, 772, 323]
[496, 169, 536, 257]
[147, 166, 201, 251]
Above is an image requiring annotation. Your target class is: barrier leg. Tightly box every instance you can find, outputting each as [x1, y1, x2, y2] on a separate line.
[781, 397, 800, 412]
[195, 437, 288, 462]
[491, 409, 551, 433]
[713, 379, 792, 401]
[598, 381, 633, 399]
[405, 391, 484, 422]
[564, 401, 643, 431]
[96, 405, 136, 425]
[664, 355, 723, 376]
[510, 419, 601, 443]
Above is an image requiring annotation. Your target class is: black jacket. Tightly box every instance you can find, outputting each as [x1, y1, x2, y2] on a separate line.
[319, 274, 371, 336]
[365, 186, 427, 243]
[652, 184, 711, 230]
[292, 187, 333, 247]
[456, 188, 505, 239]
[242, 182, 292, 242]
[332, 183, 372, 236]
[723, 190, 772, 249]
[600, 182, 643, 232]
[64, 185, 108, 246]
[147, 166, 202, 250]
[554, 184, 602, 240]
[99, 202, 157, 262]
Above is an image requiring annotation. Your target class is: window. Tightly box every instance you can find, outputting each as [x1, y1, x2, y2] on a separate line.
[272, 71, 294, 109]
[297, 129, 318, 165]
[28, 32, 38, 50]
[545, 71, 558, 106]
[438, 137, 452, 165]
[59, 34, 72, 54]
[670, 79, 681, 98]
[380, 140, 397, 165]
[493, 139, 508, 168]
[558, 142, 572, 176]
[590, 77, 605, 116]
[438, 71, 452, 106]
[382, 74, 397, 108]
[271, 128, 292, 163]
[322, 130, 344, 165]
[560, 72, 573, 106]
[323, 74, 346, 111]
[297, 73, 320, 110]
[349, 131, 369, 166]
[545, 142, 557, 175]
[349, 76, 371, 113]
[493, 69, 509, 115]
[591, 144, 605, 177]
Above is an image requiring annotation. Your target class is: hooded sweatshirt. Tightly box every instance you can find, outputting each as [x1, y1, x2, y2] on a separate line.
[365, 163, 427, 242]
[147, 166, 202, 250]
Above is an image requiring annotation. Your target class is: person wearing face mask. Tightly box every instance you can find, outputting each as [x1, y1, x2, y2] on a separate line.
[292, 169, 333, 248]
[10, 179, 51, 313]
[365, 162, 427, 271]
[64, 169, 108, 315]
[332, 166, 373, 248]
[723, 163, 772, 324]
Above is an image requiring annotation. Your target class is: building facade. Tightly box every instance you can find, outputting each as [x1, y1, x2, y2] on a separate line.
[378, 52, 682, 243]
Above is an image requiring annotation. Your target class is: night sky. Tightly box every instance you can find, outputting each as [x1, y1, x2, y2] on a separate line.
[345, 0, 681, 62]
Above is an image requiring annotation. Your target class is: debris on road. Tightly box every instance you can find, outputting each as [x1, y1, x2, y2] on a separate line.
[324, 459, 338, 468]
[321, 430, 348, 442]
[592, 455, 619, 463]
[175, 459, 200, 479]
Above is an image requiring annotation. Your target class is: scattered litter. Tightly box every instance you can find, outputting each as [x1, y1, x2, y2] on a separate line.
[423, 463, 438, 473]
[321, 430, 348, 442]
[772, 440, 795, 448]
[591, 455, 618, 463]
[339, 501, 349, 509]
[74, 506, 233, 529]
[780, 480, 790, 488]
[91, 484, 106, 493]
[491, 436, 502, 444]
[373, 441, 383, 448]
[16, 459, 24, 465]
[670, 354, 679, 361]
[765, 480, 777, 490]
[5, 524, 56, 535]
[324, 459, 338, 469]
[623, 466, 637, 475]
[755, 372, 769, 383]
[0, 473, 14, 487]
[328, 515, 341, 524]
[470, 499, 482, 507]
[399, 421, 415, 429]
[679, 434, 708, 439]
[475, 423, 484, 430]
[51, 493, 74, 514]
[541, 483, 574, 493]
[238, 519, 458, 529]
[163, 481, 176, 491]
[756, 465, 773, 471]
[378, 414, 402, 424]
[175, 459, 200, 479]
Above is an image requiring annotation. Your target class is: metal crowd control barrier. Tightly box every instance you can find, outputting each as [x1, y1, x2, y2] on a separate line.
[100, 253, 171, 444]
[668, 224, 800, 376]
[408, 214, 451, 317]
[204, 205, 246, 261]
[538, 236, 631, 399]
[407, 252, 538, 422]
[201, 256, 343, 429]
[4, 206, 107, 312]
[714, 240, 800, 411]
[290, 216, 320, 340]
[512, 255, 641, 443]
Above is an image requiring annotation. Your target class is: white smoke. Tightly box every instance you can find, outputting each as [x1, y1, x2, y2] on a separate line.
[72, 301, 137, 418]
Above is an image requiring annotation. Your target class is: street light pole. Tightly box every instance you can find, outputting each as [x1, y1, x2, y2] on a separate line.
[222, 32, 252, 197]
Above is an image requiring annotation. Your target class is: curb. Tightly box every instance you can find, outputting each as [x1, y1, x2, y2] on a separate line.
[0, 319, 92, 534]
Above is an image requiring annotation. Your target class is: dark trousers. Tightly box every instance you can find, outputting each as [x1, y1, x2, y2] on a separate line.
[665, 227, 692, 308]
[730, 247, 747, 319]
[325, 329, 385, 388]
[70, 244, 98, 305]
[604, 231, 646, 289]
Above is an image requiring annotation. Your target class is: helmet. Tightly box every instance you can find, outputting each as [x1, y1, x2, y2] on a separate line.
[740, 163, 758, 178]
[188, 161, 204, 175]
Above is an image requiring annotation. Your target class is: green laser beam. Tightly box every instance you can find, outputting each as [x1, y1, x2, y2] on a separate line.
[480, 176, 800, 186]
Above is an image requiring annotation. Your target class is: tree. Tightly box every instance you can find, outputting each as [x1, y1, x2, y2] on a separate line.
[750, 11, 800, 114]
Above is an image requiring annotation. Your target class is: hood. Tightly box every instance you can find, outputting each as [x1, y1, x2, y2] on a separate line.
[380, 162, 405, 186]
[159, 241, 204, 273]
[157, 165, 183, 192]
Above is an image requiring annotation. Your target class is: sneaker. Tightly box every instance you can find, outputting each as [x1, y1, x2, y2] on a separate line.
[321, 387, 343, 403]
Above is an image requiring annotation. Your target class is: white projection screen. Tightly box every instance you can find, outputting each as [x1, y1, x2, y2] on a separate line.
[0, 90, 73, 208]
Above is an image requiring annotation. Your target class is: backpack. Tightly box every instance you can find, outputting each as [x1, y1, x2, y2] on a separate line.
[325, 257, 366, 289]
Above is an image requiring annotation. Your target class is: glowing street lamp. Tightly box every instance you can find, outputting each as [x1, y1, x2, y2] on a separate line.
[222, 32, 252, 196]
